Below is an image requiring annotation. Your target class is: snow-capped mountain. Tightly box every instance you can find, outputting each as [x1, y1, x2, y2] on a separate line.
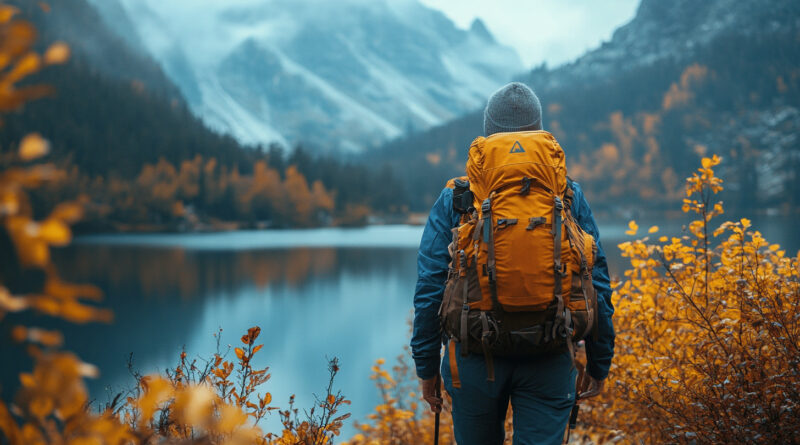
[90, 0, 523, 152]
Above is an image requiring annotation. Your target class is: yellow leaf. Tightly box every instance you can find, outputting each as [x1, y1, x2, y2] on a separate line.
[137, 376, 173, 423]
[625, 220, 639, 236]
[29, 397, 53, 419]
[648, 225, 659, 234]
[217, 403, 248, 433]
[0, 287, 28, 312]
[17, 327, 63, 347]
[38, 218, 70, 245]
[172, 385, 215, 425]
[50, 202, 83, 223]
[0, 6, 18, 23]
[43, 42, 69, 65]
[18, 133, 49, 161]
[701, 157, 713, 169]
[6, 52, 41, 84]
[60, 301, 95, 323]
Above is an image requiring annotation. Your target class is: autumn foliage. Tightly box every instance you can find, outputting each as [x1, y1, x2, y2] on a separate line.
[345, 156, 799, 445]
[573, 155, 800, 443]
[38, 155, 337, 232]
[345, 354, 455, 445]
[1, 7, 350, 445]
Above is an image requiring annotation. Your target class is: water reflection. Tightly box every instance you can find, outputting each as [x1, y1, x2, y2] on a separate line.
[58, 247, 341, 299]
[46, 244, 419, 436]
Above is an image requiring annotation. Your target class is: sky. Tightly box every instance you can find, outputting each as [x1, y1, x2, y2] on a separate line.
[419, 0, 641, 68]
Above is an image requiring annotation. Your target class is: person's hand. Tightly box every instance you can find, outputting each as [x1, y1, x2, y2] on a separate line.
[421, 375, 442, 413]
[577, 373, 605, 403]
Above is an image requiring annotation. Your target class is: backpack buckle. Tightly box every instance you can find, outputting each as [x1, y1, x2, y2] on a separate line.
[519, 177, 531, 196]
[554, 196, 564, 211]
[481, 198, 491, 215]
[496, 218, 517, 229]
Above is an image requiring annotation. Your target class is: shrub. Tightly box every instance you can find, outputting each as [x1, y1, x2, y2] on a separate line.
[350, 156, 799, 444]
[0, 7, 349, 444]
[577, 155, 800, 443]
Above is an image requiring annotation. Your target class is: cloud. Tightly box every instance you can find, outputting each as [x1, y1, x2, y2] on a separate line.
[418, 0, 640, 67]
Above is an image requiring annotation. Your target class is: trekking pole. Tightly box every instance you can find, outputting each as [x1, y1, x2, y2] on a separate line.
[565, 402, 579, 443]
[565, 362, 586, 444]
[434, 374, 441, 445]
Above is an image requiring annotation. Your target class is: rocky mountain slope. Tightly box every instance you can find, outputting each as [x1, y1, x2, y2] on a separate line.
[93, 0, 523, 152]
[373, 0, 800, 213]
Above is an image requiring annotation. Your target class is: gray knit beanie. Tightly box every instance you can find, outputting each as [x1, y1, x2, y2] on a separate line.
[483, 82, 543, 136]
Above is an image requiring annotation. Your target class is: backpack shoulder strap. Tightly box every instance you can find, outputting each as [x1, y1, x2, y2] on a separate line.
[445, 176, 468, 189]
[564, 176, 576, 211]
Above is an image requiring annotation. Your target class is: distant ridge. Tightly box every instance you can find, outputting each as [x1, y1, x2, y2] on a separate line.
[370, 0, 800, 214]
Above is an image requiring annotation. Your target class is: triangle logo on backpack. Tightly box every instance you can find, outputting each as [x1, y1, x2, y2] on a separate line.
[510, 141, 526, 154]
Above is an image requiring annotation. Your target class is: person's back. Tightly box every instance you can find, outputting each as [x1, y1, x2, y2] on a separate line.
[411, 82, 615, 445]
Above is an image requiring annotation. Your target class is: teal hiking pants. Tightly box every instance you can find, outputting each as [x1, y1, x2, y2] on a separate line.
[441, 342, 577, 445]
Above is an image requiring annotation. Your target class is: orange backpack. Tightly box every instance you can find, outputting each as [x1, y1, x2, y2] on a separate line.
[439, 131, 598, 382]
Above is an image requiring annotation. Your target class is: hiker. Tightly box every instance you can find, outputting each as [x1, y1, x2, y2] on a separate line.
[411, 82, 615, 445]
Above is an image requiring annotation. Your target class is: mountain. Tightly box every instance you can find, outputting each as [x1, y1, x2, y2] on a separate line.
[372, 0, 800, 214]
[1, 0, 411, 228]
[0, 0, 255, 178]
[95, 0, 523, 152]
[533, 0, 777, 91]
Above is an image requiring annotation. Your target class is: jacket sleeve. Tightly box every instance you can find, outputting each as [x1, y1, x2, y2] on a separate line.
[570, 181, 616, 381]
[411, 187, 456, 380]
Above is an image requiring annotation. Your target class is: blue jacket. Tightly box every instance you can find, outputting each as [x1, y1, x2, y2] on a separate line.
[411, 180, 615, 381]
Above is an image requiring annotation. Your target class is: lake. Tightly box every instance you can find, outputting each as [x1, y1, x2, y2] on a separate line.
[1, 217, 797, 437]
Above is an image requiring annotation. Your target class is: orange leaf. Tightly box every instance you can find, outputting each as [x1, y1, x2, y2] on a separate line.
[234, 347, 245, 360]
[18, 133, 49, 161]
[43, 42, 69, 65]
[50, 201, 83, 224]
[248, 326, 261, 341]
[38, 218, 71, 246]
[137, 376, 173, 423]
[6, 52, 41, 84]
[252, 344, 263, 355]
[0, 6, 18, 23]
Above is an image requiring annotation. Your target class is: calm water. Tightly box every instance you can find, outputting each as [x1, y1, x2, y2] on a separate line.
[1, 218, 797, 437]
